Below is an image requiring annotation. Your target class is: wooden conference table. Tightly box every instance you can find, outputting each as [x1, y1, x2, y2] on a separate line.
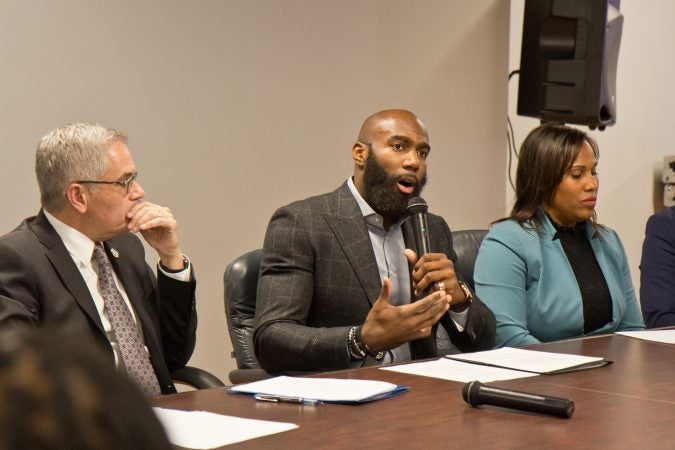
[154, 334, 675, 449]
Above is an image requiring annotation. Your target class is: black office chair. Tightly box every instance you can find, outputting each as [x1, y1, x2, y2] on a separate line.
[451, 229, 488, 291]
[171, 366, 225, 389]
[223, 249, 271, 384]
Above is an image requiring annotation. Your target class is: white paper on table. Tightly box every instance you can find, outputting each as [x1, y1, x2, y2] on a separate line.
[153, 407, 297, 449]
[447, 347, 607, 374]
[229, 375, 400, 402]
[380, 357, 538, 382]
[617, 329, 675, 344]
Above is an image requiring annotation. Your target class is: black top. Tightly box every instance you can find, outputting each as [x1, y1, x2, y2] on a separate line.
[551, 219, 613, 334]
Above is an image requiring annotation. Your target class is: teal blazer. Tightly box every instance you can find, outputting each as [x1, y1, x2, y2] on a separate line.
[474, 214, 644, 347]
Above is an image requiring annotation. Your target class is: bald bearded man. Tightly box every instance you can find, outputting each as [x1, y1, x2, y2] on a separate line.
[254, 109, 495, 373]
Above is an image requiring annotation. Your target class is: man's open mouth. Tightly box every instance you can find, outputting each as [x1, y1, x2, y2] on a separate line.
[397, 177, 417, 195]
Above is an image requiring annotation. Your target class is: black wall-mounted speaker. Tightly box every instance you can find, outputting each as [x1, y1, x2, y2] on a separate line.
[517, 0, 623, 130]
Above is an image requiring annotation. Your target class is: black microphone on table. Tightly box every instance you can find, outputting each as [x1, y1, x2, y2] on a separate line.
[406, 196, 430, 257]
[462, 380, 575, 419]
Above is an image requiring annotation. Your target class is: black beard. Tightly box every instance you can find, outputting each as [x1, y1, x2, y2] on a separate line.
[361, 151, 427, 221]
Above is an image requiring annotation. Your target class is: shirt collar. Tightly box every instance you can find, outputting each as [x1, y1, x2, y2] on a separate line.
[347, 177, 377, 218]
[43, 209, 96, 267]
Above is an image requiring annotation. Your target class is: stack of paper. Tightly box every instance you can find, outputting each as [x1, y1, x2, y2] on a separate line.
[447, 347, 609, 374]
[229, 375, 407, 403]
[381, 358, 538, 382]
[153, 408, 297, 449]
[382, 347, 609, 382]
[617, 330, 675, 344]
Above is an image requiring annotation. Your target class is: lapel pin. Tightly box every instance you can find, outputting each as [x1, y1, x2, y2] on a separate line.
[111, 248, 119, 258]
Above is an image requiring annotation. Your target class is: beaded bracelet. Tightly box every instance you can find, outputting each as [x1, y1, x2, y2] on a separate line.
[348, 326, 366, 360]
[355, 326, 385, 361]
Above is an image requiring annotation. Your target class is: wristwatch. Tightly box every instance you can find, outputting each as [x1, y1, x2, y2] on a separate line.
[451, 280, 473, 312]
[159, 256, 189, 273]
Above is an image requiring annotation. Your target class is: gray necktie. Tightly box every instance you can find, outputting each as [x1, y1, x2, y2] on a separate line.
[92, 243, 161, 396]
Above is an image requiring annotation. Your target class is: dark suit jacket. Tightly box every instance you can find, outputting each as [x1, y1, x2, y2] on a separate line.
[640, 206, 675, 327]
[0, 211, 197, 394]
[254, 182, 495, 373]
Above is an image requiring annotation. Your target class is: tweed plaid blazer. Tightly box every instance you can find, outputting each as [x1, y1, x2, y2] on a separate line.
[254, 182, 495, 373]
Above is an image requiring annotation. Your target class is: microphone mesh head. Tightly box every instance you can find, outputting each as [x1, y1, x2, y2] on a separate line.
[407, 196, 428, 214]
[462, 380, 483, 406]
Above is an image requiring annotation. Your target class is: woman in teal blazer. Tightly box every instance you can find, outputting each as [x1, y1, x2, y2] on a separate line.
[474, 124, 644, 348]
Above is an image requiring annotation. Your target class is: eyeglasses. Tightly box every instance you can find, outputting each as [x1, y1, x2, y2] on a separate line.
[74, 172, 138, 194]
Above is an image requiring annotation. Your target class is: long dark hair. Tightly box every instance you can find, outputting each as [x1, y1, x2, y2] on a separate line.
[505, 123, 599, 232]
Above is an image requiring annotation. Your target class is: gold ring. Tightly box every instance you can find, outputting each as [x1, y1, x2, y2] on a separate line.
[437, 282, 445, 292]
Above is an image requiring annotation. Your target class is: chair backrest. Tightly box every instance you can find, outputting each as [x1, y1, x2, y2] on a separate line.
[224, 249, 262, 371]
[451, 229, 488, 290]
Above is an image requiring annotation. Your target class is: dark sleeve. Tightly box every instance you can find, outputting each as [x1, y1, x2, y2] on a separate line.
[640, 212, 675, 328]
[254, 205, 350, 373]
[441, 296, 497, 352]
[0, 242, 40, 330]
[156, 267, 197, 371]
[433, 218, 496, 351]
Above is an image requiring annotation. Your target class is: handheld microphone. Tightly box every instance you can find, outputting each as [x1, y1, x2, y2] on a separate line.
[462, 380, 574, 418]
[406, 196, 430, 257]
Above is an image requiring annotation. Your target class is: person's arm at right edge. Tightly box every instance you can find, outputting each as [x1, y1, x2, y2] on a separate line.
[640, 214, 675, 328]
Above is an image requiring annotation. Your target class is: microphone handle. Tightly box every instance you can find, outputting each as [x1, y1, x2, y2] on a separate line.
[477, 385, 574, 418]
[411, 212, 430, 256]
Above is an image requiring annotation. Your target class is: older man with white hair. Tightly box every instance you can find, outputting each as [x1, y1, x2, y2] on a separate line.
[0, 122, 196, 396]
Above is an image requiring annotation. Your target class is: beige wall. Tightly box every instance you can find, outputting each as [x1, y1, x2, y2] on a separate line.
[508, 1, 674, 300]
[0, 0, 508, 383]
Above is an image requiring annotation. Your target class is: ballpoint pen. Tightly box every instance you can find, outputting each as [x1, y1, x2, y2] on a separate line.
[254, 393, 323, 406]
